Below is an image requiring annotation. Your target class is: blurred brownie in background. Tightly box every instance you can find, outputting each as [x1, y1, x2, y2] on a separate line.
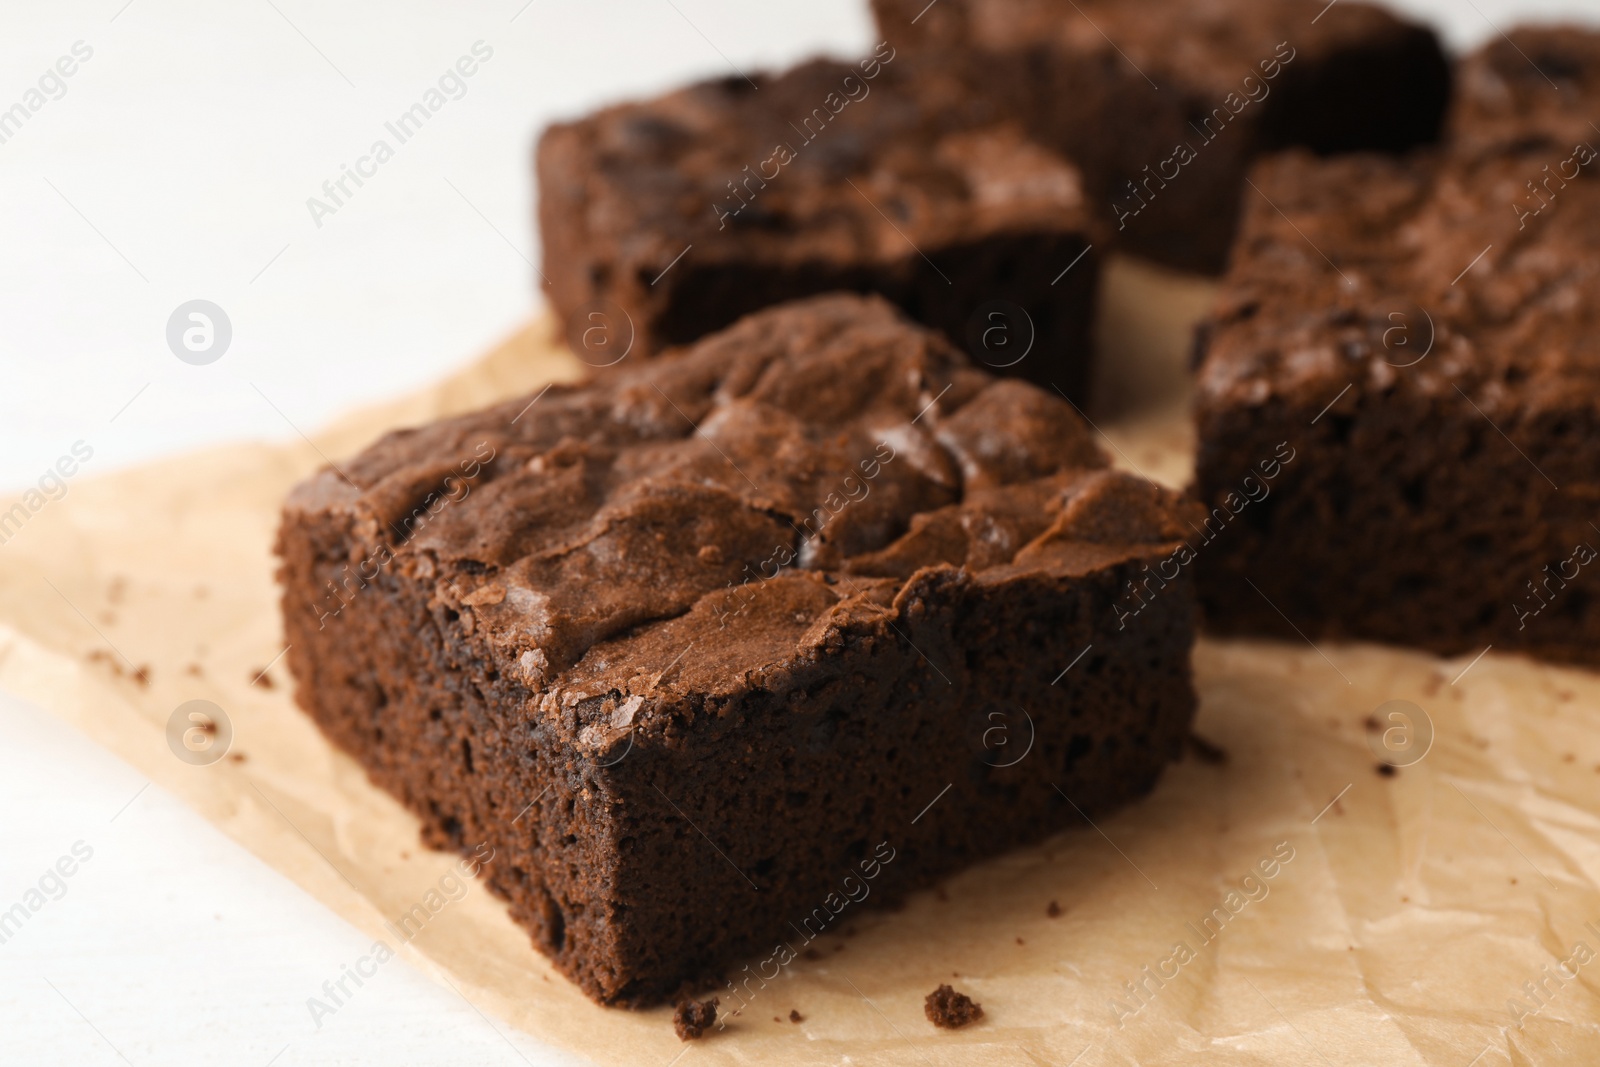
[1451, 23, 1600, 155]
[874, 0, 1450, 272]
[537, 57, 1105, 402]
[1191, 28, 1600, 667]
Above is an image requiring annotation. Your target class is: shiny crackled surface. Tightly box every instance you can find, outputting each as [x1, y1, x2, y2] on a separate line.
[286, 294, 1194, 706]
[1198, 32, 1600, 422]
[542, 58, 1092, 264]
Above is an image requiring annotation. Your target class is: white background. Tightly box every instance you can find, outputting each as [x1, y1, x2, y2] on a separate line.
[1, 1, 1596, 1063]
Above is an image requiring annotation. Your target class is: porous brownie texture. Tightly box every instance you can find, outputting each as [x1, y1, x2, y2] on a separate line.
[1193, 29, 1600, 666]
[874, 0, 1450, 272]
[278, 295, 1199, 1006]
[537, 56, 1104, 401]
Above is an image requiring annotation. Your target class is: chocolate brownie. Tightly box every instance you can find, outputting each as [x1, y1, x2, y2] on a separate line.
[537, 56, 1105, 401]
[874, 0, 1450, 272]
[277, 294, 1199, 1006]
[1193, 29, 1600, 667]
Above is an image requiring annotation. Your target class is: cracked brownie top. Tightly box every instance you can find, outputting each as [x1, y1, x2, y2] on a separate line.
[1198, 51, 1600, 420]
[538, 57, 1093, 269]
[286, 295, 1194, 720]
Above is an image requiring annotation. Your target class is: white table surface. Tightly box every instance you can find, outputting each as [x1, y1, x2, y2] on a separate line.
[2, 1, 1595, 1063]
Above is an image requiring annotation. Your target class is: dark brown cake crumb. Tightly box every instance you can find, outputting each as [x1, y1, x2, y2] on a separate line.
[924, 984, 983, 1029]
[1186, 733, 1228, 766]
[1046, 901, 1062, 918]
[673, 998, 717, 1041]
[250, 669, 275, 690]
[1376, 764, 1397, 778]
[132, 665, 150, 687]
[789, 1009, 803, 1023]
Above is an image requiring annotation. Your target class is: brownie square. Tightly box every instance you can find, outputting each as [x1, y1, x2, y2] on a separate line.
[1193, 29, 1600, 667]
[874, 0, 1450, 272]
[537, 57, 1105, 402]
[278, 294, 1199, 1006]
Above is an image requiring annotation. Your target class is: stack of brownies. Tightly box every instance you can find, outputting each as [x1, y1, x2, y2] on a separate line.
[277, 0, 1600, 1011]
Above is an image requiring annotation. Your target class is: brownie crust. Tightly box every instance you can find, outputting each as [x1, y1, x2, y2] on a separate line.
[278, 295, 1199, 1006]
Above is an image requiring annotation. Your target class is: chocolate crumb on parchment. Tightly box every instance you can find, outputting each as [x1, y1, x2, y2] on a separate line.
[789, 1009, 803, 1023]
[1046, 900, 1062, 918]
[924, 984, 983, 1029]
[673, 998, 718, 1041]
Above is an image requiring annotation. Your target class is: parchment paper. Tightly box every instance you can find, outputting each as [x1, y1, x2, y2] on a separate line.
[3, 259, 1598, 1065]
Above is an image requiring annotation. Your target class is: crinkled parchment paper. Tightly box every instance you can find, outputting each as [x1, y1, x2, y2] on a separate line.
[3, 259, 1598, 1065]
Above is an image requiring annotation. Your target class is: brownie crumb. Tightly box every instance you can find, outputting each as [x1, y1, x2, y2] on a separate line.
[250, 669, 275, 690]
[184, 663, 204, 678]
[1376, 763, 1397, 777]
[1186, 733, 1228, 766]
[132, 665, 151, 687]
[673, 998, 717, 1041]
[1015, 937, 1025, 946]
[1363, 715, 1381, 732]
[227, 752, 247, 763]
[789, 1009, 803, 1023]
[924, 984, 983, 1029]
[1046, 900, 1062, 918]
